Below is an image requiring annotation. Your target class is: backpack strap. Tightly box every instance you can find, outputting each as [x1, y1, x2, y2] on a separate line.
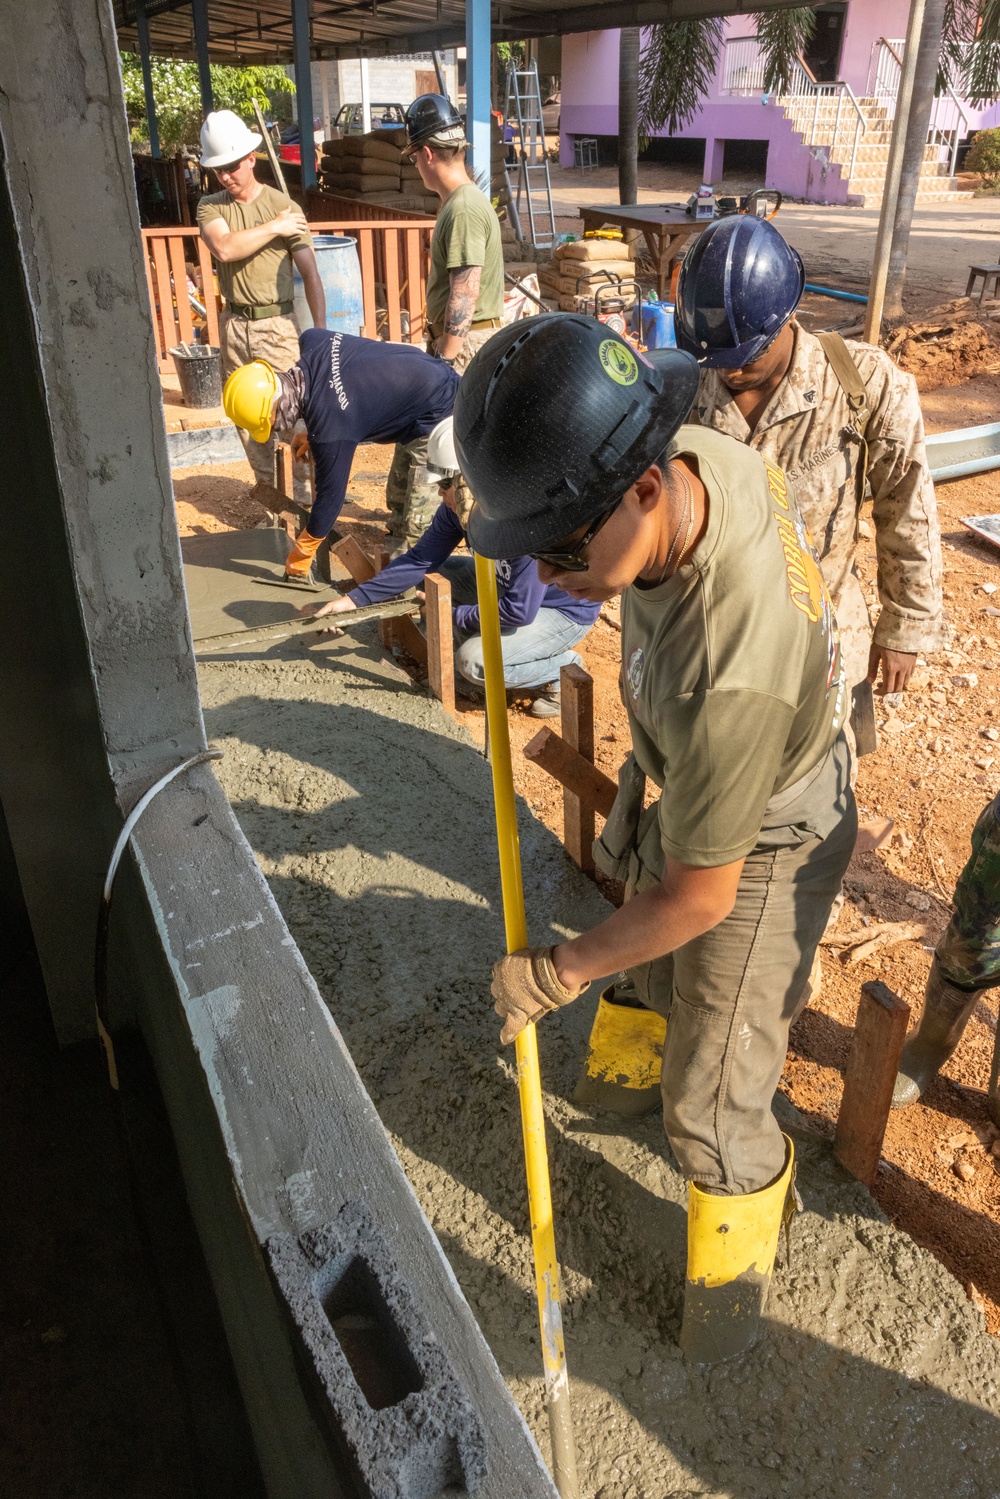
[816, 330, 871, 506]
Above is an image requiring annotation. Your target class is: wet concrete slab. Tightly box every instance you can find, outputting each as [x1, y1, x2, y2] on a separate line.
[181, 529, 350, 643]
[198, 629, 1000, 1499]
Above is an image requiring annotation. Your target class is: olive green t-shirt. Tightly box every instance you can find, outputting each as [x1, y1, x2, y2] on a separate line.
[425, 182, 504, 330]
[197, 183, 311, 308]
[620, 425, 848, 868]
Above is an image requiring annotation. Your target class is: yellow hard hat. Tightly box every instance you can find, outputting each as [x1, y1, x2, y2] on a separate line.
[223, 360, 279, 443]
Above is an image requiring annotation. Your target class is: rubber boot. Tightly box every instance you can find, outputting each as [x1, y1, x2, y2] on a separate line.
[891, 959, 981, 1109]
[571, 983, 666, 1117]
[680, 1137, 797, 1365]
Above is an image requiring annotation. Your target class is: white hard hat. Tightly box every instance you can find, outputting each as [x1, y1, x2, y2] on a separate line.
[200, 110, 263, 168]
[426, 416, 459, 480]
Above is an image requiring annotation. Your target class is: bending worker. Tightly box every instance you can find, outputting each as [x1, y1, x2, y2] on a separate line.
[385, 94, 504, 550]
[222, 329, 458, 582]
[674, 214, 941, 710]
[198, 110, 326, 490]
[893, 789, 1000, 1122]
[455, 315, 856, 1363]
[314, 420, 599, 717]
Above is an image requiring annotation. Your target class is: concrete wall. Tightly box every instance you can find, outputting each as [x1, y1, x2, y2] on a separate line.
[0, 6, 560, 1495]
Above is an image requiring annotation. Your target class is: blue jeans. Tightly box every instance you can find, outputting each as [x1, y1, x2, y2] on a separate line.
[437, 555, 591, 691]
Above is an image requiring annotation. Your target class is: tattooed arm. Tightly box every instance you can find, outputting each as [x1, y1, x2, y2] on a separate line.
[436, 264, 482, 361]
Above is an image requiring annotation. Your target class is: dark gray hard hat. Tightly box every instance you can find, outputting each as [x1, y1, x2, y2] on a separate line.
[456, 314, 700, 560]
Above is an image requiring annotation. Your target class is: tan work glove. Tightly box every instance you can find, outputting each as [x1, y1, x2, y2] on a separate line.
[491, 947, 587, 1045]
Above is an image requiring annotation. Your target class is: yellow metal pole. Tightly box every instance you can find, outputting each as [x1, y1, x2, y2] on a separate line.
[473, 551, 580, 1499]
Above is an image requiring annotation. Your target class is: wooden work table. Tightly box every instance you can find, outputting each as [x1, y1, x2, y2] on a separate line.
[577, 203, 711, 299]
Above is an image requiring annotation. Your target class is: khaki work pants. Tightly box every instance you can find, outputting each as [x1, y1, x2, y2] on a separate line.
[388, 325, 500, 547]
[220, 309, 302, 488]
[628, 795, 857, 1197]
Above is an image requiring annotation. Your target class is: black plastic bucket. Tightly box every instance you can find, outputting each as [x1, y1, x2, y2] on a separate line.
[170, 342, 222, 408]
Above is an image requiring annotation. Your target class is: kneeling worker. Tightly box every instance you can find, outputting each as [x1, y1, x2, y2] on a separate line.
[455, 315, 856, 1362]
[314, 419, 599, 716]
[222, 329, 458, 582]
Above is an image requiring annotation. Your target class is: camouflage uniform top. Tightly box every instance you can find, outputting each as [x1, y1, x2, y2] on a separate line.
[689, 324, 943, 687]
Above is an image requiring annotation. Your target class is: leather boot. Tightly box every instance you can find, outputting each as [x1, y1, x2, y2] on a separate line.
[892, 959, 981, 1108]
[680, 1137, 797, 1365]
[572, 981, 666, 1116]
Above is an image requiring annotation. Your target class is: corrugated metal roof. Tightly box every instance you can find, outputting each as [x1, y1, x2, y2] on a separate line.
[114, 0, 808, 63]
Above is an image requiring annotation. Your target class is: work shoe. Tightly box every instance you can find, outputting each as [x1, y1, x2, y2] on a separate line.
[529, 684, 561, 719]
[892, 960, 982, 1109]
[572, 983, 666, 1116]
[680, 1136, 797, 1365]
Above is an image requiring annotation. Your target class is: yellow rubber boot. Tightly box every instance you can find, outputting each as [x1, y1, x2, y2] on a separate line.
[571, 987, 666, 1116]
[680, 1136, 797, 1365]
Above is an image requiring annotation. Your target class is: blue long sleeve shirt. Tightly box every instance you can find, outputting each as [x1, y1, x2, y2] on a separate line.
[349, 504, 602, 634]
[297, 328, 459, 538]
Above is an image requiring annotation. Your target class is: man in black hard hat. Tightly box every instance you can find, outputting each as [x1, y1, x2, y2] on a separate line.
[385, 94, 505, 552]
[456, 314, 856, 1364]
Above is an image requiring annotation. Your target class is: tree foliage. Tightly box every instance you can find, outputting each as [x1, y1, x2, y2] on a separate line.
[637, 18, 725, 139]
[120, 53, 293, 156]
[942, 0, 1000, 105]
[965, 125, 1000, 178]
[755, 8, 816, 94]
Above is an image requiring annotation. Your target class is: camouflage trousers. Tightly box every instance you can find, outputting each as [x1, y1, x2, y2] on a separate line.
[936, 790, 1000, 991]
[387, 327, 498, 548]
[220, 309, 302, 488]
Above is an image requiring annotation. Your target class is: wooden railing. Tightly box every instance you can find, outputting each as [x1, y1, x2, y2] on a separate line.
[141, 215, 434, 372]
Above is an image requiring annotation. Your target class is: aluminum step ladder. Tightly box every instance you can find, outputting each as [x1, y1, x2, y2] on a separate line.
[503, 60, 556, 251]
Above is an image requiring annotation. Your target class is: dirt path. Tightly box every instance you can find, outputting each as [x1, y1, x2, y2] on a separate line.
[198, 630, 1000, 1499]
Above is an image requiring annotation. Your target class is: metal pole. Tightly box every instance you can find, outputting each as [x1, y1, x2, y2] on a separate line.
[465, 0, 491, 189]
[191, 0, 213, 116]
[135, 1, 160, 158]
[320, 61, 331, 141]
[473, 551, 579, 1499]
[359, 56, 372, 135]
[291, 0, 316, 189]
[863, 0, 927, 344]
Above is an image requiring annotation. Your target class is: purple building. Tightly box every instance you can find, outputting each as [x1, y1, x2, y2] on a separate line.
[559, 5, 999, 205]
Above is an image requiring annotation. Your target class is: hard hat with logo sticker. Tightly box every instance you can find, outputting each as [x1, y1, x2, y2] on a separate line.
[455, 313, 699, 560]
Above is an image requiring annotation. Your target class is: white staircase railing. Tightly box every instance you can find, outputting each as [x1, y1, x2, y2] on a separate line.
[721, 37, 867, 182]
[868, 36, 971, 176]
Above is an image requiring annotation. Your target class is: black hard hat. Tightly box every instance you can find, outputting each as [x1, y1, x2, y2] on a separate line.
[458, 314, 700, 560]
[674, 215, 804, 369]
[404, 93, 465, 147]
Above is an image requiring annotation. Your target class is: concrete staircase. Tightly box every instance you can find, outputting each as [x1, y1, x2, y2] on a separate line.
[778, 94, 973, 206]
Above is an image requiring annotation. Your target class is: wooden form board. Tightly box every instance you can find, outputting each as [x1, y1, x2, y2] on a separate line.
[523, 724, 616, 821]
[424, 572, 455, 715]
[834, 980, 911, 1186]
[330, 538, 428, 665]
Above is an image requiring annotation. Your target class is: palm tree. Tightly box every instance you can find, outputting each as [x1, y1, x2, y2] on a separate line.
[619, 27, 640, 205]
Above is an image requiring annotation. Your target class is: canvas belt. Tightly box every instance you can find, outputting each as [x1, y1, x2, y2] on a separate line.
[427, 316, 502, 337]
[227, 300, 294, 320]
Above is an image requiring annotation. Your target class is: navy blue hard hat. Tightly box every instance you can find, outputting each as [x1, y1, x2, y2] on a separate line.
[674, 216, 804, 369]
[456, 314, 700, 560]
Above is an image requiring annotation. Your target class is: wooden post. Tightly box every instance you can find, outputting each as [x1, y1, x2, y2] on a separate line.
[523, 727, 617, 819]
[424, 572, 455, 715]
[377, 548, 395, 651]
[274, 441, 295, 503]
[331, 534, 377, 584]
[834, 980, 911, 1187]
[560, 665, 595, 873]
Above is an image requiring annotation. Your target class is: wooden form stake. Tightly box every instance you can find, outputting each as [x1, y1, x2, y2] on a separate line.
[560, 665, 596, 873]
[834, 980, 911, 1187]
[424, 572, 455, 715]
[523, 727, 616, 820]
[331, 538, 428, 664]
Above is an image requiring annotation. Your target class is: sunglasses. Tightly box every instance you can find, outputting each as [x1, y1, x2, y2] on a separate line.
[529, 500, 621, 572]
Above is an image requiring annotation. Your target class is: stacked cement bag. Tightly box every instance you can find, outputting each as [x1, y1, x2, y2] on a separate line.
[537, 238, 637, 312]
[399, 151, 439, 215]
[319, 128, 405, 200]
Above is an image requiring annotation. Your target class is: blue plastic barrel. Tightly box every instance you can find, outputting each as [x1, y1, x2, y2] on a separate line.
[293, 234, 364, 336]
[634, 300, 677, 350]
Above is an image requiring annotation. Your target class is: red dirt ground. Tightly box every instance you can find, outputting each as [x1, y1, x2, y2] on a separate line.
[174, 405, 1000, 1337]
